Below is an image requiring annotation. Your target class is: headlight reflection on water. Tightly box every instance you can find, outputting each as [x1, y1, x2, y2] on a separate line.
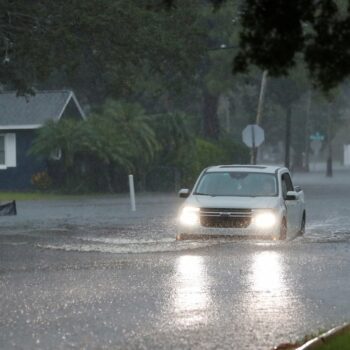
[243, 250, 306, 329]
[251, 251, 285, 295]
[171, 255, 212, 327]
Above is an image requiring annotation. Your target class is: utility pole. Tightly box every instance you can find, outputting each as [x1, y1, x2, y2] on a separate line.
[285, 105, 292, 169]
[256, 70, 268, 125]
[304, 90, 312, 172]
[251, 70, 268, 164]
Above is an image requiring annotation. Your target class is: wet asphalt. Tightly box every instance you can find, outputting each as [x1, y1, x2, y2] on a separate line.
[1, 171, 350, 350]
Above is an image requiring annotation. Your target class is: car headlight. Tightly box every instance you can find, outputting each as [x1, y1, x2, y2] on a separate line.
[179, 206, 200, 226]
[253, 211, 277, 228]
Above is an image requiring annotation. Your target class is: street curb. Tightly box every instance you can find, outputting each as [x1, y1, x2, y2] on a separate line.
[296, 323, 350, 350]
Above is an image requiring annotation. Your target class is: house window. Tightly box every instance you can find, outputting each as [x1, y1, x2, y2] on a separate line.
[0, 135, 5, 165]
[0, 133, 17, 169]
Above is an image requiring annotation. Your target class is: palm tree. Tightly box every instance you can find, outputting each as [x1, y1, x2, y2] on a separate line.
[30, 119, 86, 189]
[84, 100, 159, 191]
[30, 100, 159, 192]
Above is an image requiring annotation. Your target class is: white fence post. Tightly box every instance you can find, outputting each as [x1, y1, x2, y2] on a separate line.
[129, 174, 136, 211]
[344, 145, 350, 166]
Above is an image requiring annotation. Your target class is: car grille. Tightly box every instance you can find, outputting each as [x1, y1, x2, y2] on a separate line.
[199, 208, 252, 228]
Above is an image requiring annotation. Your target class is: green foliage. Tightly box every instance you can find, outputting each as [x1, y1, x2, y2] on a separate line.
[87, 100, 158, 169]
[195, 138, 229, 168]
[16, 0, 350, 182]
[232, 0, 350, 92]
[144, 111, 196, 190]
[30, 100, 249, 192]
[174, 137, 249, 188]
[1, 0, 206, 98]
[30, 100, 159, 192]
[30, 119, 84, 169]
[219, 137, 250, 164]
[175, 138, 225, 187]
[151, 111, 194, 161]
[234, 0, 311, 75]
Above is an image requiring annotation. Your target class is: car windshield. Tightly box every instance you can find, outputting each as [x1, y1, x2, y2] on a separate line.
[194, 171, 278, 197]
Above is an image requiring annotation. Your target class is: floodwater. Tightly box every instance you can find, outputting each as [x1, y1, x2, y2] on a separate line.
[1, 170, 350, 349]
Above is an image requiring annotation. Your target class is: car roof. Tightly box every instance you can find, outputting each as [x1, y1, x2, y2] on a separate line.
[205, 165, 287, 174]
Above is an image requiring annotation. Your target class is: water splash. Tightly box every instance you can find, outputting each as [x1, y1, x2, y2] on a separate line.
[37, 237, 219, 254]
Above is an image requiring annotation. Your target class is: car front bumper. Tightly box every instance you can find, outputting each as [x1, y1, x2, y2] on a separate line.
[176, 223, 281, 240]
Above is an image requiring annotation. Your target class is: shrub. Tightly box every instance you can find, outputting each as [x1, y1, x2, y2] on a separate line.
[31, 171, 52, 191]
[174, 137, 250, 189]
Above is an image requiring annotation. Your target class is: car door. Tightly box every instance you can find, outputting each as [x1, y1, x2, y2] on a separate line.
[281, 172, 301, 233]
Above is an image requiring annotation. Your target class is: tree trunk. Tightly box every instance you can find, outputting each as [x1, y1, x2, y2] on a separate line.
[104, 164, 114, 193]
[326, 149, 333, 177]
[203, 90, 220, 139]
[293, 149, 303, 171]
[254, 70, 268, 164]
[304, 90, 312, 172]
[284, 105, 292, 169]
[326, 104, 333, 177]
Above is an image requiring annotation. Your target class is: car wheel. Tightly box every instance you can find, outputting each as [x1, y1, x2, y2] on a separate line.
[279, 218, 287, 240]
[298, 212, 306, 236]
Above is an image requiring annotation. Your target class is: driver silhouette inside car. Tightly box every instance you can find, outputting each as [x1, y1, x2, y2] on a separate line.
[260, 178, 276, 196]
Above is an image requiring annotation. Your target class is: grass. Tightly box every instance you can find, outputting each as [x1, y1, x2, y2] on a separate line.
[275, 328, 350, 350]
[0, 191, 173, 201]
[0, 192, 117, 201]
[317, 332, 350, 350]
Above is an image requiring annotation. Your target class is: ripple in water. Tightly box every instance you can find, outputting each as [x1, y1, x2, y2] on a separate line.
[299, 217, 350, 243]
[37, 236, 220, 254]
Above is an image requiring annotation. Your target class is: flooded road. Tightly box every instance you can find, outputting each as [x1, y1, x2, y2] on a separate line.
[1, 171, 350, 349]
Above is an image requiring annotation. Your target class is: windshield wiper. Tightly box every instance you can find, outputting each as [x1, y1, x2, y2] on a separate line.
[193, 192, 217, 197]
[194, 192, 260, 197]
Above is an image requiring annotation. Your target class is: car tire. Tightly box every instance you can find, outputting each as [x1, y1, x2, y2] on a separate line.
[279, 218, 287, 240]
[298, 212, 306, 236]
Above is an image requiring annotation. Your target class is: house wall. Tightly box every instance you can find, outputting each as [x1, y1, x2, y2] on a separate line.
[0, 130, 46, 190]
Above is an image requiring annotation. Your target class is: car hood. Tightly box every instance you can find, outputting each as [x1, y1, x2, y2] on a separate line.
[187, 195, 280, 209]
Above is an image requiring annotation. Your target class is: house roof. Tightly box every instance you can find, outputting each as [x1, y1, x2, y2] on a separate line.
[0, 90, 86, 130]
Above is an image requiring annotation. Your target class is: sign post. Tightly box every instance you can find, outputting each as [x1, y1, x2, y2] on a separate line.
[242, 124, 265, 164]
[310, 140, 322, 155]
[309, 132, 324, 171]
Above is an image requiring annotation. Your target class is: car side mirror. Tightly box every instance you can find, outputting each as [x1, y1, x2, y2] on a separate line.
[286, 191, 297, 200]
[294, 185, 302, 192]
[178, 189, 190, 198]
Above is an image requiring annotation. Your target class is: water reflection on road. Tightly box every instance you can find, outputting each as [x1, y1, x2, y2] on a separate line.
[249, 251, 286, 308]
[167, 250, 306, 337]
[242, 250, 305, 338]
[171, 255, 213, 327]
